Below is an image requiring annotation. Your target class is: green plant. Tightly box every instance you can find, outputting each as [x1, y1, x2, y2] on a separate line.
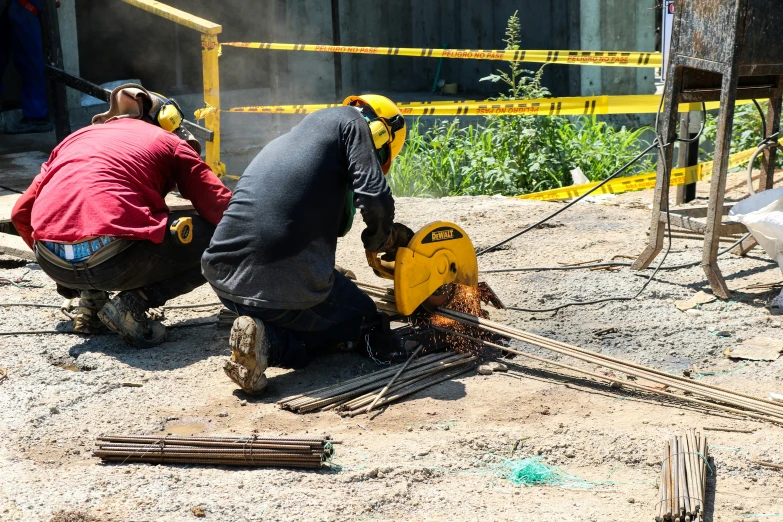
[387, 11, 655, 197]
[702, 101, 782, 169]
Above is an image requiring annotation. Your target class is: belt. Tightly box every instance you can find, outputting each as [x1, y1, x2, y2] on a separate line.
[16, 0, 38, 16]
[41, 236, 118, 263]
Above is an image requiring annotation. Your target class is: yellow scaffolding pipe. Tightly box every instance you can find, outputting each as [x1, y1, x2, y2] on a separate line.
[119, 0, 221, 34]
[119, 0, 225, 176]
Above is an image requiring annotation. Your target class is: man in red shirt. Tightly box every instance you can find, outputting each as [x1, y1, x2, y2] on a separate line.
[11, 84, 232, 347]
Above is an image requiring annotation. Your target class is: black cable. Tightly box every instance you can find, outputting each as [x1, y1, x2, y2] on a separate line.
[477, 99, 707, 258]
[674, 102, 706, 143]
[505, 135, 676, 314]
[475, 140, 659, 256]
[480, 233, 754, 274]
[753, 99, 767, 139]
[499, 93, 713, 313]
[0, 184, 23, 194]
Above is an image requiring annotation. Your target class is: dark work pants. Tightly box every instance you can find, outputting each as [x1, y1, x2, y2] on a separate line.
[36, 211, 214, 307]
[218, 270, 378, 369]
[0, 0, 48, 119]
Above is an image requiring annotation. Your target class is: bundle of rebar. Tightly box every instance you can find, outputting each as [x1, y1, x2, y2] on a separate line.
[656, 431, 708, 522]
[434, 307, 783, 425]
[278, 351, 477, 415]
[354, 281, 398, 314]
[94, 435, 334, 468]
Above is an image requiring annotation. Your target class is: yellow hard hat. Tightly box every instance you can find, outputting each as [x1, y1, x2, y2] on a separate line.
[343, 94, 406, 174]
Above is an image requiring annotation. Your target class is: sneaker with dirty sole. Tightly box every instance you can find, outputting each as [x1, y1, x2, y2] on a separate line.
[224, 316, 270, 395]
[73, 290, 110, 334]
[97, 291, 166, 348]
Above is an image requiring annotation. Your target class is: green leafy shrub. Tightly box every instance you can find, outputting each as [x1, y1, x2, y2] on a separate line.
[702, 101, 781, 169]
[387, 11, 655, 197]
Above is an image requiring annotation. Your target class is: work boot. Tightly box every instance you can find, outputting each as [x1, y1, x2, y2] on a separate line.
[97, 290, 166, 348]
[5, 116, 53, 134]
[224, 316, 270, 395]
[72, 290, 110, 334]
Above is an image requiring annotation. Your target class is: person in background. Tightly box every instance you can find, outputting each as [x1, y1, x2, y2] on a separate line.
[0, 0, 52, 134]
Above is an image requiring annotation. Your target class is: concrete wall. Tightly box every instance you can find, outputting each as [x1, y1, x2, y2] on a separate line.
[71, 0, 589, 103]
[579, 0, 656, 96]
[3, 1, 655, 110]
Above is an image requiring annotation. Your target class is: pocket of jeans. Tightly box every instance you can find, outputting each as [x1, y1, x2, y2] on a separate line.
[261, 309, 296, 324]
[98, 254, 161, 290]
[275, 309, 336, 332]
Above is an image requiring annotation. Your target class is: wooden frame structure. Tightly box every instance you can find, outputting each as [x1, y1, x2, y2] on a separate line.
[633, 0, 783, 298]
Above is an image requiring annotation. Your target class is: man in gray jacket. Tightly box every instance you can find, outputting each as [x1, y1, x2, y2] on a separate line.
[202, 94, 411, 394]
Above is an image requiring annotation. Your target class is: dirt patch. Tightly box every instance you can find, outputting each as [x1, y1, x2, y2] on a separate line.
[50, 510, 107, 522]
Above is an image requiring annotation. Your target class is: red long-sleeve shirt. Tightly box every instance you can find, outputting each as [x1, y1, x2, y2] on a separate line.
[11, 118, 231, 248]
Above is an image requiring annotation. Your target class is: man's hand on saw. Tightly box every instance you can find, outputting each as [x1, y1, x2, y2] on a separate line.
[380, 223, 415, 262]
[335, 264, 357, 280]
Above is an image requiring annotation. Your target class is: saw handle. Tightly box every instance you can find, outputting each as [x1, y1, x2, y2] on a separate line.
[365, 250, 395, 280]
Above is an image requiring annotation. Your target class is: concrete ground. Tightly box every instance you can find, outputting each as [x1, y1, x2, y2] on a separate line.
[2, 176, 783, 520]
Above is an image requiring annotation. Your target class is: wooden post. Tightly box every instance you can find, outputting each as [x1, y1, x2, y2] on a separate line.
[38, 0, 70, 141]
[675, 111, 699, 205]
[675, 112, 690, 205]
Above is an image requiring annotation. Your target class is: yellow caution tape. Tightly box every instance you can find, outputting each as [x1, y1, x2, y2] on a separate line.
[516, 140, 779, 202]
[220, 42, 662, 68]
[225, 95, 758, 117]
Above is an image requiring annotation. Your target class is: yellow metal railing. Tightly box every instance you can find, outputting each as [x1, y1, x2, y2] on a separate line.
[119, 0, 225, 177]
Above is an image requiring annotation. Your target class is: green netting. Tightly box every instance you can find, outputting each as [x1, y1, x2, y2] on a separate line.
[504, 456, 592, 488]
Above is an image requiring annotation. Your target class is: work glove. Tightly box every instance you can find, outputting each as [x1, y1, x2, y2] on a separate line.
[335, 264, 356, 280]
[380, 223, 415, 262]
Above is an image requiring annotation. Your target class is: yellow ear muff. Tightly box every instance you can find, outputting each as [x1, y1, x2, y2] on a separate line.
[368, 120, 390, 150]
[157, 103, 183, 132]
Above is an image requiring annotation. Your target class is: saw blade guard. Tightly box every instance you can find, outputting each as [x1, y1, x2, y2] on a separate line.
[393, 221, 478, 315]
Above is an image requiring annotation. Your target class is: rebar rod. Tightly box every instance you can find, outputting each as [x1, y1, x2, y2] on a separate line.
[668, 440, 675, 519]
[94, 447, 325, 456]
[366, 345, 423, 413]
[278, 352, 453, 409]
[341, 357, 478, 412]
[94, 434, 333, 469]
[344, 364, 476, 417]
[280, 354, 448, 407]
[98, 457, 322, 468]
[438, 308, 783, 413]
[436, 309, 783, 422]
[438, 328, 783, 425]
[338, 355, 476, 408]
[293, 353, 472, 413]
[96, 440, 314, 451]
[95, 450, 322, 460]
[98, 434, 332, 443]
[295, 354, 470, 412]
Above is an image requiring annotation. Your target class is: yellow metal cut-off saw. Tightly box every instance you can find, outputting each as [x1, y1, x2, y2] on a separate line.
[366, 221, 498, 315]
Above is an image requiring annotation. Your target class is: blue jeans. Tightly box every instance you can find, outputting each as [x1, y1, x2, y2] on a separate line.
[219, 271, 378, 369]
[0, 0, 48, 119]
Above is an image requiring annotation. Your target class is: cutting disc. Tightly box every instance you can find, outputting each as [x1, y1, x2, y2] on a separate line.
[422, 283, 456, 311]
